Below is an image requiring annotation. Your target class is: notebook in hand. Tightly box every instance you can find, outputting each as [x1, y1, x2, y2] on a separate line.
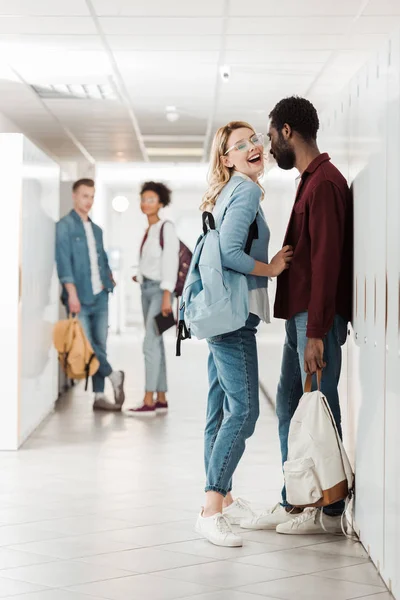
[154, 312, 176, 335]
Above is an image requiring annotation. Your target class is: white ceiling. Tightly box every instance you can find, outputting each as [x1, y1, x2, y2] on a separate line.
[0, 0, 398, 164]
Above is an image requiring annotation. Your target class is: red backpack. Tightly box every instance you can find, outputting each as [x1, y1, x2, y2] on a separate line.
[140, 221, 192, 297]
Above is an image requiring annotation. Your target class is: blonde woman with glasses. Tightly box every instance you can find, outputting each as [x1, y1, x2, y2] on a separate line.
[195, 121, 293, 548]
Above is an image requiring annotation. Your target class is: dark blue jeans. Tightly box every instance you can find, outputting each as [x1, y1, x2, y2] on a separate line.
[78, 290, 112, 393]
[276, 312, 347, 516]
[205, 313, 260, 496]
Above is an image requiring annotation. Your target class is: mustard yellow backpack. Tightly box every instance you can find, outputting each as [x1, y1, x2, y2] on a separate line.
[53, 316, 99, 389]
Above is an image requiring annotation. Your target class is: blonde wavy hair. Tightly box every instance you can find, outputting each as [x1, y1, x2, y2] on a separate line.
[201, 121, 264, 211]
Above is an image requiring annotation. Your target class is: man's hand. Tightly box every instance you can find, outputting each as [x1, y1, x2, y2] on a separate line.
[161, 291, 173, 317]
[304, 338, 326, 375]
[68, 291, 81, 315]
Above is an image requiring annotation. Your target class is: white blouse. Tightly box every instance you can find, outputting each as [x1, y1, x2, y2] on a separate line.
[137, 220, 180, 293]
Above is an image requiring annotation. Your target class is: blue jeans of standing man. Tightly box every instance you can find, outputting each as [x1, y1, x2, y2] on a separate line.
[78, 290, 113, 393]
[205, 313, 260, 496]
[276, 311, 348, 516]
[141, 278, 167, 392]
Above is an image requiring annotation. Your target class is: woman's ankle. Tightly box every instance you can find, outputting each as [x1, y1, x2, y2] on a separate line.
[156, 392, 167, 404]
[203, 491, 224, 517]
[222, 492, 234, 509]
[143, 392, 155, 407]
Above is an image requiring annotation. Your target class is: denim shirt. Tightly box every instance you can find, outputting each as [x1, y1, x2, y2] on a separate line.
[56, 210, 114, 306]
[213, 176, 270, 292]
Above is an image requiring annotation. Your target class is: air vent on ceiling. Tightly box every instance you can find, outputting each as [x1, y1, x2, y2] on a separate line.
[31, 83, 117, 101]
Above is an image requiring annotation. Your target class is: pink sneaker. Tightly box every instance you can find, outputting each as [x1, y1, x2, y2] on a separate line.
[154, 401, 168, 414]
[125, 405, 156, 417]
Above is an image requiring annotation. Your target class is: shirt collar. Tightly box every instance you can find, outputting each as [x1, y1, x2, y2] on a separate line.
[302, 153, 331, 176]
[71, 209, 92, 223]
[233, 171, 252, 182]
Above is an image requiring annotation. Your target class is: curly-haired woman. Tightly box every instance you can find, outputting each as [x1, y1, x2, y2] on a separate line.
[128, 182, 180, 417]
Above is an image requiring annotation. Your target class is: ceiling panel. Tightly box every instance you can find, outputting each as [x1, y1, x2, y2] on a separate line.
[365, 0, 400, 15]
[0, 34, 103, 50]
[225, 50, 330, 65]
[229, 0, 362, 17]
[93, 0, 224, 17]
[99, 17, 223, 35]
[11, 50, 111, 81]
[106, 35, 222, 51]
[0, 0, 90, 15]
[227, 17, 352, 35]
[114, 50, 219, 68]
[225, 35, 341, 51]
[0, 16, 96, 34]
[353, 15, 400, 34]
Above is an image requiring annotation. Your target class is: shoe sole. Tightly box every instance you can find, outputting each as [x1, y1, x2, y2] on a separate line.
[155, 407, 168, 414]
[93, 405, 121, 412]
[124, 411, 156, 418]
[276, 525, 344, 535]
[195, 524, 243, 547]
[115, 371, 126, 407]
[240, 522, 279, 530]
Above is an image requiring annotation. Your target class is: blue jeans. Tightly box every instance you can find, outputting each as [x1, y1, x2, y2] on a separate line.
[205, 313, 260, 496]
[141, 279, 167, 392]
[276, 311, 347, 516]
[78, 290, 112, 393]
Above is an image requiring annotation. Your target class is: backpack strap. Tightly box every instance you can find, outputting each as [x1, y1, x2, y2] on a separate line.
[140, 230, 149, 255]
[244, 216, 258, 255]
[176, 319, 191, 357]
[202, 212, 216, 234]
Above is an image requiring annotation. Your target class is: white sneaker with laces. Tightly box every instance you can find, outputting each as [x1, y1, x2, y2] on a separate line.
[195, 511, 243, 547]
[276, 507, 344, 535]
[241, 502, 297, 530]
[222, 498, 255, 525]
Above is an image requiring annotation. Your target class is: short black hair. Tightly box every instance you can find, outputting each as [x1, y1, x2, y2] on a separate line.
[269, 96, 319, 142]
[72, 178, 95, 192]
[140, 181, 172, 207]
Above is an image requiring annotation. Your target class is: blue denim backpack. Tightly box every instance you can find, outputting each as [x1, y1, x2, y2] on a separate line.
[176, 209, 257, 356]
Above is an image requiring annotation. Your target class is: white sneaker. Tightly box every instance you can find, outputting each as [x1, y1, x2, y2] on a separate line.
[276, 508, 344, 535]
[241, 503, 297, 530]
[223, 498, 255, 525]
[195, 511, 243, 547]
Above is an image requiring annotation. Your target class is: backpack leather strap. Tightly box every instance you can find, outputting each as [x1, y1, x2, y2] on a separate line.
[304, 368, 322, 393]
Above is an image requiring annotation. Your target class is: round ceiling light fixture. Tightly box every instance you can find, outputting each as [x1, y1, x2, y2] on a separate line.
[112, 195, 129, 213]
[166, 105, 180, 122]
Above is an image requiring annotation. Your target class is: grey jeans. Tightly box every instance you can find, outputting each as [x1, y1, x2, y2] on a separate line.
[141, 278, 167, 393]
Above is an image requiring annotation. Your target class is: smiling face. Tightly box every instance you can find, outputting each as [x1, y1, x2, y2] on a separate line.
[221, 127, 264, 181]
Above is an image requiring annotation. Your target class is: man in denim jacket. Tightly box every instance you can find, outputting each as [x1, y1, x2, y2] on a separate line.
[56, 178, 125, 411]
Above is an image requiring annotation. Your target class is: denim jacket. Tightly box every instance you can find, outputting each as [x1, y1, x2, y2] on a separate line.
[56, 210, 114, 306]
[213, 175, 270, 292]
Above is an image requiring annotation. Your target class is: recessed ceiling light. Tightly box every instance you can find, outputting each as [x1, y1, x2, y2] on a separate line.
[166, 105, 177, 112]
[166, 111, 180, 123]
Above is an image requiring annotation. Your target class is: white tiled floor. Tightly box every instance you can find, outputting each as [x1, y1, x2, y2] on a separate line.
[0, 333, 391, 600]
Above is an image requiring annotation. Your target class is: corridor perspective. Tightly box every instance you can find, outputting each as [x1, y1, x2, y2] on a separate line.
[0, 334, 389, 600]
[0, 0, 400, 599]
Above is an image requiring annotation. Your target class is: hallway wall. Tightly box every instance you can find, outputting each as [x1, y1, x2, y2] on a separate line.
[320, 31, 400, 597]
[0, 133, 60, 450]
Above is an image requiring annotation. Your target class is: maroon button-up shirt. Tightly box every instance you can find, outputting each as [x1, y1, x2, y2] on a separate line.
[274, 153, 353, 338]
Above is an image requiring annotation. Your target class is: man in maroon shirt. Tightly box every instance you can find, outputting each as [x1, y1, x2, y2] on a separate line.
[241, 97, 352, 535]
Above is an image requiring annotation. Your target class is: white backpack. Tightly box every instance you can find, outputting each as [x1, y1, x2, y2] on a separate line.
[284, 371, 354, 509]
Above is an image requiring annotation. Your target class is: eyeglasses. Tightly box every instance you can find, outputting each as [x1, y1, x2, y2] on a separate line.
[224, 133, 264, 155]
[140, 196, 159, 205]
